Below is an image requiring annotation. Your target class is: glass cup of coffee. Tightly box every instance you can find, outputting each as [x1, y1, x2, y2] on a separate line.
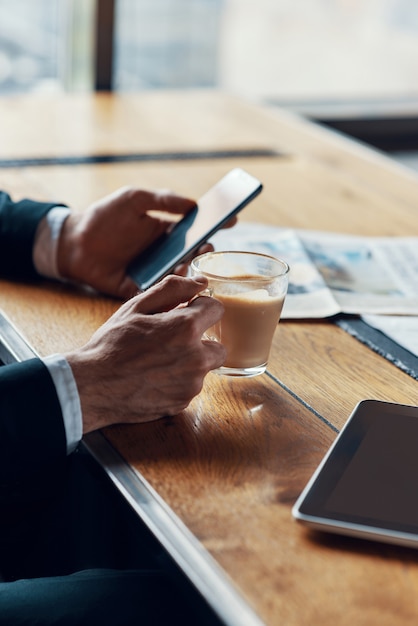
[191, 250, 289, 377]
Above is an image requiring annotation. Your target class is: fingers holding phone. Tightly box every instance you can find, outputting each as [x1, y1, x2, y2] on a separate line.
[129, 168, 262, 291]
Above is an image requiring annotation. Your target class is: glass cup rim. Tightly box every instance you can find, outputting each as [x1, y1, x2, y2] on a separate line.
[191, 250, 290, 282]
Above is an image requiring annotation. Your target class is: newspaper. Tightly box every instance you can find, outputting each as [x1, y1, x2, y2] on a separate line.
[361, 314, 418, 358]
[210, 222, 418, 320]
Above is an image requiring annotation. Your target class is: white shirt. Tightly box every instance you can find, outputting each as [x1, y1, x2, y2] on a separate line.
[33, 207, 83, 454]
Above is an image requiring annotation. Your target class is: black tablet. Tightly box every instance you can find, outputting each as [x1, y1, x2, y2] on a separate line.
[292, 399, 418, 548]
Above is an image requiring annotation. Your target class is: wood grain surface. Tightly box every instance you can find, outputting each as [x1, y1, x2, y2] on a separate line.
[1, 91, 418, 625]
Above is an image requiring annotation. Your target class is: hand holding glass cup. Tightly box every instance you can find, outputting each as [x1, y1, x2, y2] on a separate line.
[191, 251, 289, 377]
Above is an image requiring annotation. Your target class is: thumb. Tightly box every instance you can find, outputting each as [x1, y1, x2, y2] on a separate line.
[134, 275, 208, 314]
[156, 191, 197, 216]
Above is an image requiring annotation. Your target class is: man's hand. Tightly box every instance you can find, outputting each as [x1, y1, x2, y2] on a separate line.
[65, 275, 226, 433]
[56, 186, 198, 299]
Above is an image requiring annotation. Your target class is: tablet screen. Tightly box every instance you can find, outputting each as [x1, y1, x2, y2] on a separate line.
[293, 400, 418, 544]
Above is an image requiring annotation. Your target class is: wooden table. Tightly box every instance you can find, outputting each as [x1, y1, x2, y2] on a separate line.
[1, 90, 418, 625]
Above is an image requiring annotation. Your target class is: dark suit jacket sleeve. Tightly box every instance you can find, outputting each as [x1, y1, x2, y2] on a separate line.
[0, 358, 67, 505]
[0, 192, 68, 504]
[0, 191, 64, 280]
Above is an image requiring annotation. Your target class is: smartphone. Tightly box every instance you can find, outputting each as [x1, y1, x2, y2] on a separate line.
[292, 400, 418, 549]
[128, 168, 262, 290]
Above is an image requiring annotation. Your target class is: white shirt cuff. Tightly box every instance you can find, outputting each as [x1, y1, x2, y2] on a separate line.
[42, 354, 83, 454]
[33, 207, 71, 279]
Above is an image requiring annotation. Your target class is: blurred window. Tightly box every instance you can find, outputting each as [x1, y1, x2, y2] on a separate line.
[219, 0, 418, 107]
[1, 0, 418, 111]
[114, 0, 223, 90]
[0, 0, 62, 94]
[0, 0, 94, 94]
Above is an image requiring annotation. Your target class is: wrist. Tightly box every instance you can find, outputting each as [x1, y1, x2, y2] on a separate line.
[65, 350, 115, 434]
[56, 213, 85, 282]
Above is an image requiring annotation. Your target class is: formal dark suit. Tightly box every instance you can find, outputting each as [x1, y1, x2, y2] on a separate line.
[0, 192, 67, 505]
[0, 192, 208, 625]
